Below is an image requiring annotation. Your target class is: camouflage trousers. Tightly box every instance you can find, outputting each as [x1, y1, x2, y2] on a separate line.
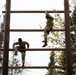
[14, 46, 26, 66]
[44, 25, 52, 43]
[21, 52, 25, 66]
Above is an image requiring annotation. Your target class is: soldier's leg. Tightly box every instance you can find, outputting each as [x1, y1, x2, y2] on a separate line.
[42, 29, 48, 47]
[44, 31, 48, 42]
[42, 28, 47, 41]
[21, 52, 25, 66]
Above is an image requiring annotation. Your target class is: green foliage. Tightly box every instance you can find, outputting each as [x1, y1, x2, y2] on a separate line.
[0, 23, 4, 48]
[0, 33, 3, 48]
[57, 51, 66, 66]
[47, 13, 65, 48]
[0, 15, 4, 74]
[71, 6, 76, 26]
[0, 15, 26, 75]
[55, 6, 76, 75]
[9, 53, 23, 75]
[57, 51, 66, 75]
[46, 13, 66, 75]
[70, 5, 76, 74]
[46, 51, 57, 75]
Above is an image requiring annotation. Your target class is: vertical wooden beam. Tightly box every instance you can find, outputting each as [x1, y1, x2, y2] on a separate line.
[64, 0, 73, 75]
[2, 0, 11, 75]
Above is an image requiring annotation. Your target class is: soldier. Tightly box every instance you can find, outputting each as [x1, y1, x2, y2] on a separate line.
[42, 11, 54, 47]
[13, 38, 30, 66]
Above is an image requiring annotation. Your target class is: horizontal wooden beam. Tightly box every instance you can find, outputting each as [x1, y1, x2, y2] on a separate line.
[0, 66, 66, 69]
[2, 10, 71, 13]
[2, 29, 66, 32]
[0, 48, 65, 51]
[2, 29, 74, 32]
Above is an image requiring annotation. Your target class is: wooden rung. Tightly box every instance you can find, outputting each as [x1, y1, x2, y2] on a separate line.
[10, 29, 65, 32]
[2, 10, 71, 13]
[2, 29, 74, 32]
[0, 48, 65, 51]
[0, 66, 66, 69]
[2, 29, 65, 32]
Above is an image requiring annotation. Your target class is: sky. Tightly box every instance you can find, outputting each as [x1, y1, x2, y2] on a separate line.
[0, 0, 74, 75]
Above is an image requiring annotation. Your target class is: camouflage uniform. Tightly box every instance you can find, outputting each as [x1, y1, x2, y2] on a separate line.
[42, 12, 54, 47]
[13, 38, 30, 66]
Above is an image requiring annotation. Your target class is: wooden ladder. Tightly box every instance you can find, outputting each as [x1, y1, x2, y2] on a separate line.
[2, 0, 73, 75]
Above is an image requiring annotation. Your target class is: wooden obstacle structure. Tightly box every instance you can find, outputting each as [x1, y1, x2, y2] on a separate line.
[1, 0, 73, 75]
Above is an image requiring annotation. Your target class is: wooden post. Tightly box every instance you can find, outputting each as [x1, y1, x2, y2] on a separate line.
[64, 0, 73, 75]
[2, 0, 11, 75]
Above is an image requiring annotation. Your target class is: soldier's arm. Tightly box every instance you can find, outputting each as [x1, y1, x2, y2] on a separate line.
[13, 42, 18, 48]
[25, 41, 30, 49]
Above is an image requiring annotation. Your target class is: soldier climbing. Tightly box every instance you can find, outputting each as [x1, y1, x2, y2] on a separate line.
[42, 11, 54, 47]
[13, 38, 30, 66]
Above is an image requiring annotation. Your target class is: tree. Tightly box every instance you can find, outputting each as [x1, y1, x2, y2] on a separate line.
[45, 13, 65, 75]
[8, 52, 23, 75]
[0, 15, 28, 75]
[70, 5, 76, 74]
[0, 14, 5, 75]
[47, 13, 65, 48]
[57, 51, 66, 75]
[46, 51, 57, 75]
[56, 4, 76, 75]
